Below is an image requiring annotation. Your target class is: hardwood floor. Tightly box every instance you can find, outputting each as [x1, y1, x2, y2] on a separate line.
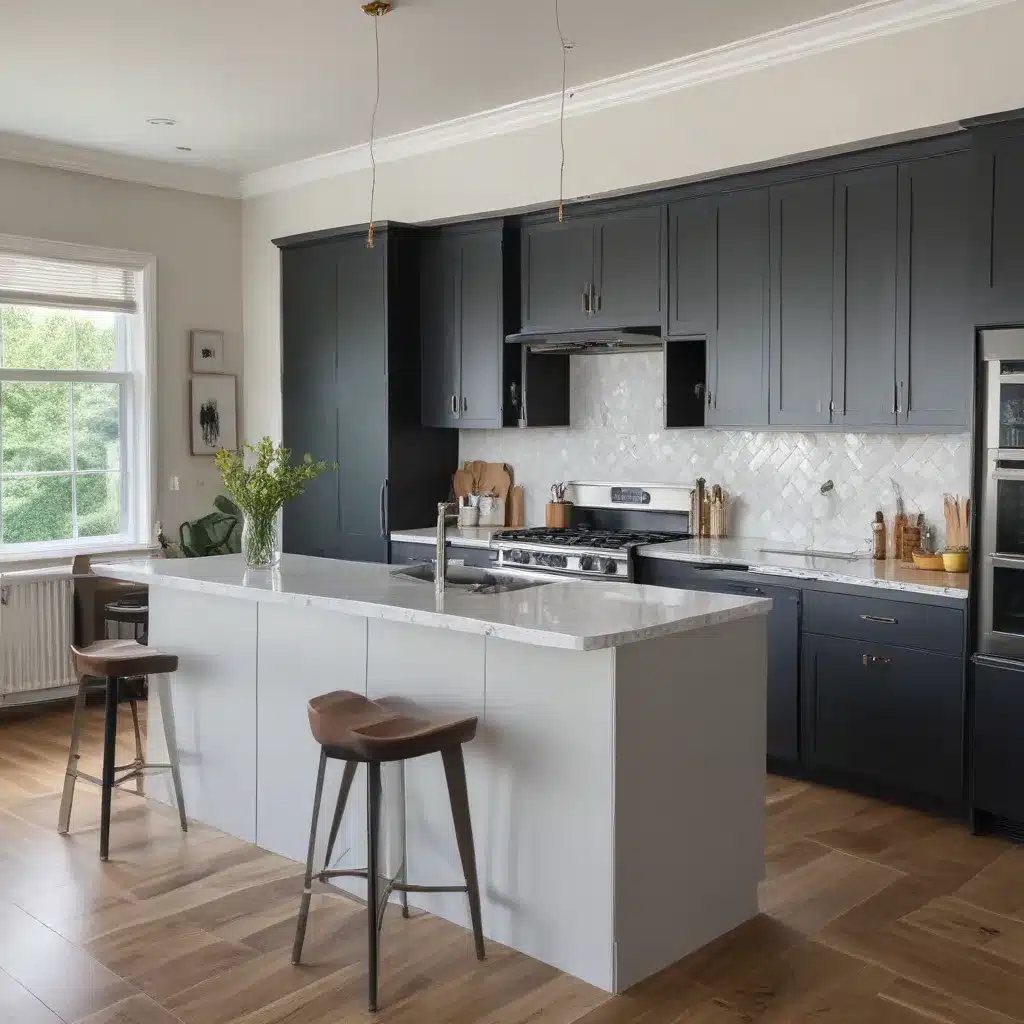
[1, 703, 1022, 1023]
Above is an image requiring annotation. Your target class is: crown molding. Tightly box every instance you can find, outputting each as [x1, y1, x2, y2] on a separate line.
[241, 0, 1015, 199]
[0, 132, 241, 199]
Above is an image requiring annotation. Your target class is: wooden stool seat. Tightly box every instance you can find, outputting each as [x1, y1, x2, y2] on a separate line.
[70, 639, 177, 679]
[308, 690, 477, 762]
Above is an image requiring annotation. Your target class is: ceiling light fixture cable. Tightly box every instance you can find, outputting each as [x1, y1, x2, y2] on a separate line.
[362, 1, 392, 247]
[554, 0, 571, 224]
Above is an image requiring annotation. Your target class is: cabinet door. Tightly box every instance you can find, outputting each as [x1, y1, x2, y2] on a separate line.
[976, 135, 1024, 326]
[710, 189, 770, 427]
[281, 242, 340, 559]
[458, 228, 504, 428]
[592, 206, 664, 327]
[802, 634, 964, 803]
[896, 152, 973, 428]
[832, 166, 899, 427]
[336, 236, 389, 564]
[770, 177, 835, 425]
[420, 234, 459, 428]
[667, 196, 716, 338]
[521, 219, 594, 332]
[972, 656, 1024, 822]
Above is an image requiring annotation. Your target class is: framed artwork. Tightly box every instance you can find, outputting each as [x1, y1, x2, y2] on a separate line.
[190, 329, 225, 372]
[190, 374, 237, 455]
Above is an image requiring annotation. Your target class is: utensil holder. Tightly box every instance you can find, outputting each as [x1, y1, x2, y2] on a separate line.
[545, 502, 572, 529]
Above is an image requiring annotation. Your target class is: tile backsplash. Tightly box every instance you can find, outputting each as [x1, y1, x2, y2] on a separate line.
[459, 351, 971, 551]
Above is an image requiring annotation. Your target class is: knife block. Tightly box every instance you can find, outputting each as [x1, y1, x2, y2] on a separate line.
[545, 502, 573, 529]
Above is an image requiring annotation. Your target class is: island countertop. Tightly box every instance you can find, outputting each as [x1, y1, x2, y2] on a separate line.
[96, 553, 770, 652]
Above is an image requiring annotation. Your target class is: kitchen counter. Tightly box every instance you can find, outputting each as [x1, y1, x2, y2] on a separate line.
[390, 525, 502, 549]
[638, 538, 968, 599]
[94, 551, 769, 993]
[98, 553, 770, 652]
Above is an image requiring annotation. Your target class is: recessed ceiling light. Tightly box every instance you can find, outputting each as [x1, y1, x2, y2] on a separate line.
[176, 146, 192, 152]
[146, 117, 178, 127]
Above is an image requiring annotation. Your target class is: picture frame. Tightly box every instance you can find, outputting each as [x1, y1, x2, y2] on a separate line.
[190, 374, 237, 455]
[190, 329, 225, 372]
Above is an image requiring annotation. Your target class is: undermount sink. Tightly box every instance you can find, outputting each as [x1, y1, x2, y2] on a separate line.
[390, 562, 549, 594]
[758, 546, 862, 562]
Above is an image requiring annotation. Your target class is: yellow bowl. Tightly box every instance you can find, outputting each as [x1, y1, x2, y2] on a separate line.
[912, 550, 945, 571]
[942, 550, 969, 573]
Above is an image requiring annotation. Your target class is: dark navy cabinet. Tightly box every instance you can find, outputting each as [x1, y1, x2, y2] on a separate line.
[521, 205, 664, 333]
[278, 225, 458, 564]
[420, 222, 519, 430]
[972, 656, 1024, 825]
[769, 177, 836, 426]
[975, 131, 1024, 326]
[667, 190, 770, 427]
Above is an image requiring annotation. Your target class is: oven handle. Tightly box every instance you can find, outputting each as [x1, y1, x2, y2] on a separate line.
[989, 553, 1024, 569]
[993, 467, 1024, 481]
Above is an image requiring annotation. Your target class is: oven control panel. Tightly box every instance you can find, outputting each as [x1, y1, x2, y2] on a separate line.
[496, 548, 627, 577]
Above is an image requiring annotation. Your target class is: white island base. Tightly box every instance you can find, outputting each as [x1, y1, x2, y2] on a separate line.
[104, 555, 769, 993]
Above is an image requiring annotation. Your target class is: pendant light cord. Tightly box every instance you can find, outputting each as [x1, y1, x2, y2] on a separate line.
[555, 0, 569, 223]
[367, 11, 382, 247]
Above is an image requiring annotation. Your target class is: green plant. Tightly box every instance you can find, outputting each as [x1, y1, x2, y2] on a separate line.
[215, 438, 334, 566]
[178, 495, 242, 557]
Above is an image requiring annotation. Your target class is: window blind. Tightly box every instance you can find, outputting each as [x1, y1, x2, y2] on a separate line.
[0, 251, 138, 313]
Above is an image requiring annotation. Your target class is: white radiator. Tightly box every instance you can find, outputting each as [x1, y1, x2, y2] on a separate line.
[0, 568, 76, 702]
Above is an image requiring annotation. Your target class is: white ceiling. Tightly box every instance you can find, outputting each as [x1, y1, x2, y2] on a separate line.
[0, 0, 863, 178]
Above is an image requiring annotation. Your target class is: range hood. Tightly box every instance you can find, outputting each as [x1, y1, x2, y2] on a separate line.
[505, 325, 662, 353]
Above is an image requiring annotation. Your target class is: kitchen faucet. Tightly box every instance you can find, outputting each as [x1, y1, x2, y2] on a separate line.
[435, 502, 459, 598]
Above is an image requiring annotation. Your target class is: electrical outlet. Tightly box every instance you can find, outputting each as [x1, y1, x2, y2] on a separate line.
[168, 476, 180, 492]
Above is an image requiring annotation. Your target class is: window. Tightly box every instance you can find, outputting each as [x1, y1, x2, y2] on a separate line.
[0, 238, 154, 554]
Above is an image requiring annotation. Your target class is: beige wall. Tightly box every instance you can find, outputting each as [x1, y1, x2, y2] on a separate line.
[243, 0, 1024, 445]
[0, 158, 242, 536]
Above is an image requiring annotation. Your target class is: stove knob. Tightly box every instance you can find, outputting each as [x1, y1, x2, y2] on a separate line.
[601, 558, 618, 575]
[552, 554, 567, 568]
[510, 548, 528, 564]
[579, 555, 594, 571]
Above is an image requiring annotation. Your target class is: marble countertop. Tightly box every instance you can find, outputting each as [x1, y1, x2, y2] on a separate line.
[638, 538, 969, 599]
[96, 554, 771, 652]
[390, 526, 503, 549]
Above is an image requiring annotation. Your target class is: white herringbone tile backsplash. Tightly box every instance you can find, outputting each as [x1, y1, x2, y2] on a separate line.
[460, 351, 972, 551]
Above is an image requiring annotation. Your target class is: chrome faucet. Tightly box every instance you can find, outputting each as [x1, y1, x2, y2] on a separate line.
[435, 502, 459, 597]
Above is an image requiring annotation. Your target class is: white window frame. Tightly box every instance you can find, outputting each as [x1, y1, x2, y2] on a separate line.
[0, 233, 156, 560]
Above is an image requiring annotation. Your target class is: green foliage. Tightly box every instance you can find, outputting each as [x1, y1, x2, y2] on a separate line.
[215, 437, 334, 519]
[0, 306, 121, 545]
[179, 494, 242, 557]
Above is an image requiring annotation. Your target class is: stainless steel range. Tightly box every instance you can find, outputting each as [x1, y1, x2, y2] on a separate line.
[493, 481, 693, 582]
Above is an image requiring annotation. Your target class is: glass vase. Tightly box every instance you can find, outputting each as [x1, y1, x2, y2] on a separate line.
[242, 508, 282, 570]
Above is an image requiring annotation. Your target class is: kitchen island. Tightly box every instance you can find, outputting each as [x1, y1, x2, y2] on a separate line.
[97, 554, 770, 993]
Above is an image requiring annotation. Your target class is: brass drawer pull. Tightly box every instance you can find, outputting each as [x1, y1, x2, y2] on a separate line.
[862, 653, 893, 666]
[860, 614, 898, 624]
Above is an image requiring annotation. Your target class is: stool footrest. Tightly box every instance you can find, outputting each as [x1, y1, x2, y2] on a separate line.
[315, 868, 468, 896]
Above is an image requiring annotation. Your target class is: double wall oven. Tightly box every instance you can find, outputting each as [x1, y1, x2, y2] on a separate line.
[979, 328, 1024, 658]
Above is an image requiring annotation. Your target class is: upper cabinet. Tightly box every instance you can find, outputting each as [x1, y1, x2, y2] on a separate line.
[975, 130, 1024, 326]
[520, 206, 664, 333]
[895, 150, 973, 427]
[770, 177, 836, 426]
[420, 222, 524, 430]
[831, 165, 900, 428]
[667, 189, 769, 426]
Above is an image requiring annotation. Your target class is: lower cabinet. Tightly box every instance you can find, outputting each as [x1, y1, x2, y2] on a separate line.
[802, 633, 964, 805]
[389, 541, 493, 569]
[972, 656, 1024, 823]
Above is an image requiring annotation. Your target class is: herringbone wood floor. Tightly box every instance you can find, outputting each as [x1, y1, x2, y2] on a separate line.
[1, 702, 1023, 1023]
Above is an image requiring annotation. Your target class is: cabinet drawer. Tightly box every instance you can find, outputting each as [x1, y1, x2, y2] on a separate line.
[802, 634, 964, 803]
[804, 589, 963, 655]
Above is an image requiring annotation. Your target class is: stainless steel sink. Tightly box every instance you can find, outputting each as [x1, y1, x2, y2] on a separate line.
[389, 563, 549, 594]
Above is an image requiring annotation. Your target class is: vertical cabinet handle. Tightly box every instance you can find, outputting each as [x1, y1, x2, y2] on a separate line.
[450, 394, 458, 416]
[591, 284, 601, 313]
[897, 380, 904, 416]
[892, 381, 897, 416]
[582, 287, 590, 315]
[379, 480, 387, 537]
[462, 396, 468, 413]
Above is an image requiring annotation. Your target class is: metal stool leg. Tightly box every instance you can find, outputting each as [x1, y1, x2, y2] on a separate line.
[367, 761, 383, 1012]
[99, 676, 119, 861]
[323, 760, 358, 870]
[57, 675, 90, 834]
[397, 760, 409, 919]
[442, 745, 485, 961]
[292, 748, 327, 965]
[153, 674, 187, 832]
[129, 699, 145, 795]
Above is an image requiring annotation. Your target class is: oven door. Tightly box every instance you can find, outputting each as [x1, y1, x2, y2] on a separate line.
[982, 555, 1024, 658]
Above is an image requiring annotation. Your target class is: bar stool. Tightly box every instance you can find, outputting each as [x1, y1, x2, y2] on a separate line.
[104, 596, 148, 643]
[292, 691, 485, 1012]
[58, 640, 188, 861]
